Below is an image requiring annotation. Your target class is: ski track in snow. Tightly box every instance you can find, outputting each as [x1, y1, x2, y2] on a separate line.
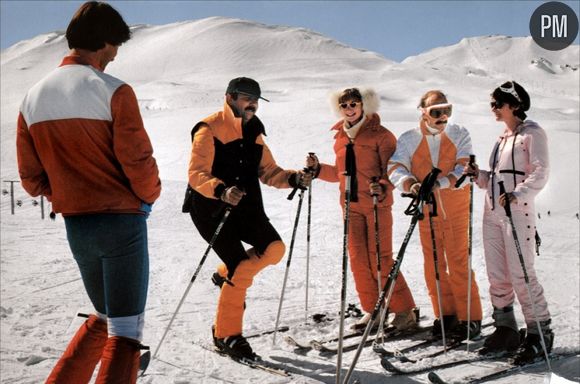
[1, 17, 579, 383]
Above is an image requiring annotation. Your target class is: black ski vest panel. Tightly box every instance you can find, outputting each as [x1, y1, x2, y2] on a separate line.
[187, 116, 267, 215]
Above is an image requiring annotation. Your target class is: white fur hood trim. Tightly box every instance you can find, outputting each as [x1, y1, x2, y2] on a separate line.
[329, 87, 380, 118]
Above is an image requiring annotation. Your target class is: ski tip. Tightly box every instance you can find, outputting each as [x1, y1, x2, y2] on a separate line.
[380, 357, 397, 372]
[427, 371, 446, 384]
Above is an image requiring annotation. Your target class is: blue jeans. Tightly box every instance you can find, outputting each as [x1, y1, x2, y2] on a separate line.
[64, 214, 149, 319]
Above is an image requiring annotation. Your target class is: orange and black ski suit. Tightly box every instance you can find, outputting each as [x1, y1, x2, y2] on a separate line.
[186, 102, 299, 338]
[388, 123, 482, 321]
[317, 113, 416, 314]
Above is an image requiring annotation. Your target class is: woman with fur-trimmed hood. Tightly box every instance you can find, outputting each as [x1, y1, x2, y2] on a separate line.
[307, 87, 418, 331]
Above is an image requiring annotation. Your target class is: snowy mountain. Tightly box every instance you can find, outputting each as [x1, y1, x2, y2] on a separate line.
[1, 17, 578, 383]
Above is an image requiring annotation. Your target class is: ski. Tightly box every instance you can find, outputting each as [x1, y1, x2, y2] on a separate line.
[382, 353, 492, 375]
[375, 321, 493, 361]
[246, 325, 289, 339]
[312, 325, 432, 355]
[392, 334, 485, 364]
[284, 335, 313, 351]
[427, 351, 577, 383]
[198, 342, 291, 377]
[139, 326, 289, 376]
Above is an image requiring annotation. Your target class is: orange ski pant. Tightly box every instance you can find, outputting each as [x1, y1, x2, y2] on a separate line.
[348, 205, 416, 314]
[213, 240, 285, 338]
[418, 210, 483, 321]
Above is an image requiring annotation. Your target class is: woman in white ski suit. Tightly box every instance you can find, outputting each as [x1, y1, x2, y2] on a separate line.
[470, 81, 552, 361]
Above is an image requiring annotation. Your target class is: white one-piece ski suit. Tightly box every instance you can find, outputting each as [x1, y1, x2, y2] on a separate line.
[475, 120, 550, 326]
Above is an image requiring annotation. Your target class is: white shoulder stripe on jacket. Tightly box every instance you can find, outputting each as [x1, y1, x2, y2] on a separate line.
[20, 64, 125, 127]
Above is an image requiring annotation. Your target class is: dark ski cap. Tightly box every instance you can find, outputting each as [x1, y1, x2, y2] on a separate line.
[226, 77, 269, 102]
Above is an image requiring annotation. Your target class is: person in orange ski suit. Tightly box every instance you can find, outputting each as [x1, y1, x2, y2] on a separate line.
[388, 90, 483, 340]
[184, 77, 312, 360]
[307, 88, 417, 331]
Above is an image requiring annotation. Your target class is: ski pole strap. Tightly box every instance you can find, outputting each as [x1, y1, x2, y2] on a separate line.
[498, 181, 511, 217]
[402, 192, 421, 217]
[418, 168, 441, 203]
[287, 167, 309, 200]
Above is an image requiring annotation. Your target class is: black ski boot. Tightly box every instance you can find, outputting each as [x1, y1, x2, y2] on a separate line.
[479, 326, 522, 354]
[214, 333, 259, 361]
[513, 325, 554, 365]
[479, 305, 522, 354]
[450, 320, 482, 341]
[432, 315, 457, 338]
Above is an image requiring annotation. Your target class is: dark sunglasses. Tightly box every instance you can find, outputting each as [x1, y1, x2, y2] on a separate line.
[339, 102, 360, 109]
[490, 101, 505, 109]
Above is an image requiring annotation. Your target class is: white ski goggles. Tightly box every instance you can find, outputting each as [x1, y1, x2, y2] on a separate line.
[422, 103, 452, 118]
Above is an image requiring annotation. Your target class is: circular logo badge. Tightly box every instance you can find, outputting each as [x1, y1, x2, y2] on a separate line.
[530, 1, 579, 50]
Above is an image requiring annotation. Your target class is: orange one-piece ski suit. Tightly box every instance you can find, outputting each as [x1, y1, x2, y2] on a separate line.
[388, 123, 482, 322]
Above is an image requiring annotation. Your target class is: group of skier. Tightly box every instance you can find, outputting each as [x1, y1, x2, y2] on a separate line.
[15, 1, 554, 382]
[305, 83, 553, 369]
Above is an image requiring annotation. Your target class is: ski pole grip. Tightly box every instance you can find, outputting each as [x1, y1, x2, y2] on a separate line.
[498, 181, 511, 217]
[419, 167, 441, 202]
[454, 154, 476, 188]
[307, 152, 316, 171]
[370, 176, 380, 197]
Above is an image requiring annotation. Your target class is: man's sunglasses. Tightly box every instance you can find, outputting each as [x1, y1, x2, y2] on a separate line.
[339, 102, 360, 109]
[424, 103, 452, 118]
[490, 100, 505, 109]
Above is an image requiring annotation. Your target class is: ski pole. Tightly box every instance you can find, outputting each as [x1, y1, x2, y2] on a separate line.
[305, 153, 315, 324]
[466, 155, 475, 349]
[336, 142, 358, 384]
[427, 194, 447, 353]
[153, 206, 232, 360]
[343, 203, 419, 384]
[343, 168, 441, 384]
[371, 176, 388, 342]
[498, 181, 551, 371]
[273, 188, 305, 345]
[336, 172, 352, 384]
[370, 176, 382, 295]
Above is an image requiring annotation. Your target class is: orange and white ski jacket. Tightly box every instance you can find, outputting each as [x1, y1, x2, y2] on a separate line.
[388, 123, 473, 218]
[17, 55, 161, 215]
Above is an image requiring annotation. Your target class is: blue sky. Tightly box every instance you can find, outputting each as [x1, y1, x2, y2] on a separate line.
[1, 1, 579, 62]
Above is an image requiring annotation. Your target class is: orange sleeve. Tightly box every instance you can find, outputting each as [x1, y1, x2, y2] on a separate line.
[111, 85, 161, 204]
[188, 125, 225, 198]
[16, 112, 52, 199]
[256, 135, 294, 188]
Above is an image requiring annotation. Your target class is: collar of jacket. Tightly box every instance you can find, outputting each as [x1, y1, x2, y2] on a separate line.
[202, 101, 266, 144]
[420, 122, 445, 136]
[331, 113, 381, 139]
[60, 55, 103, 71]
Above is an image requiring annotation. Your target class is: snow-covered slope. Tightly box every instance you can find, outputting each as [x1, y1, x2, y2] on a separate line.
[1, 17, 578, 383]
